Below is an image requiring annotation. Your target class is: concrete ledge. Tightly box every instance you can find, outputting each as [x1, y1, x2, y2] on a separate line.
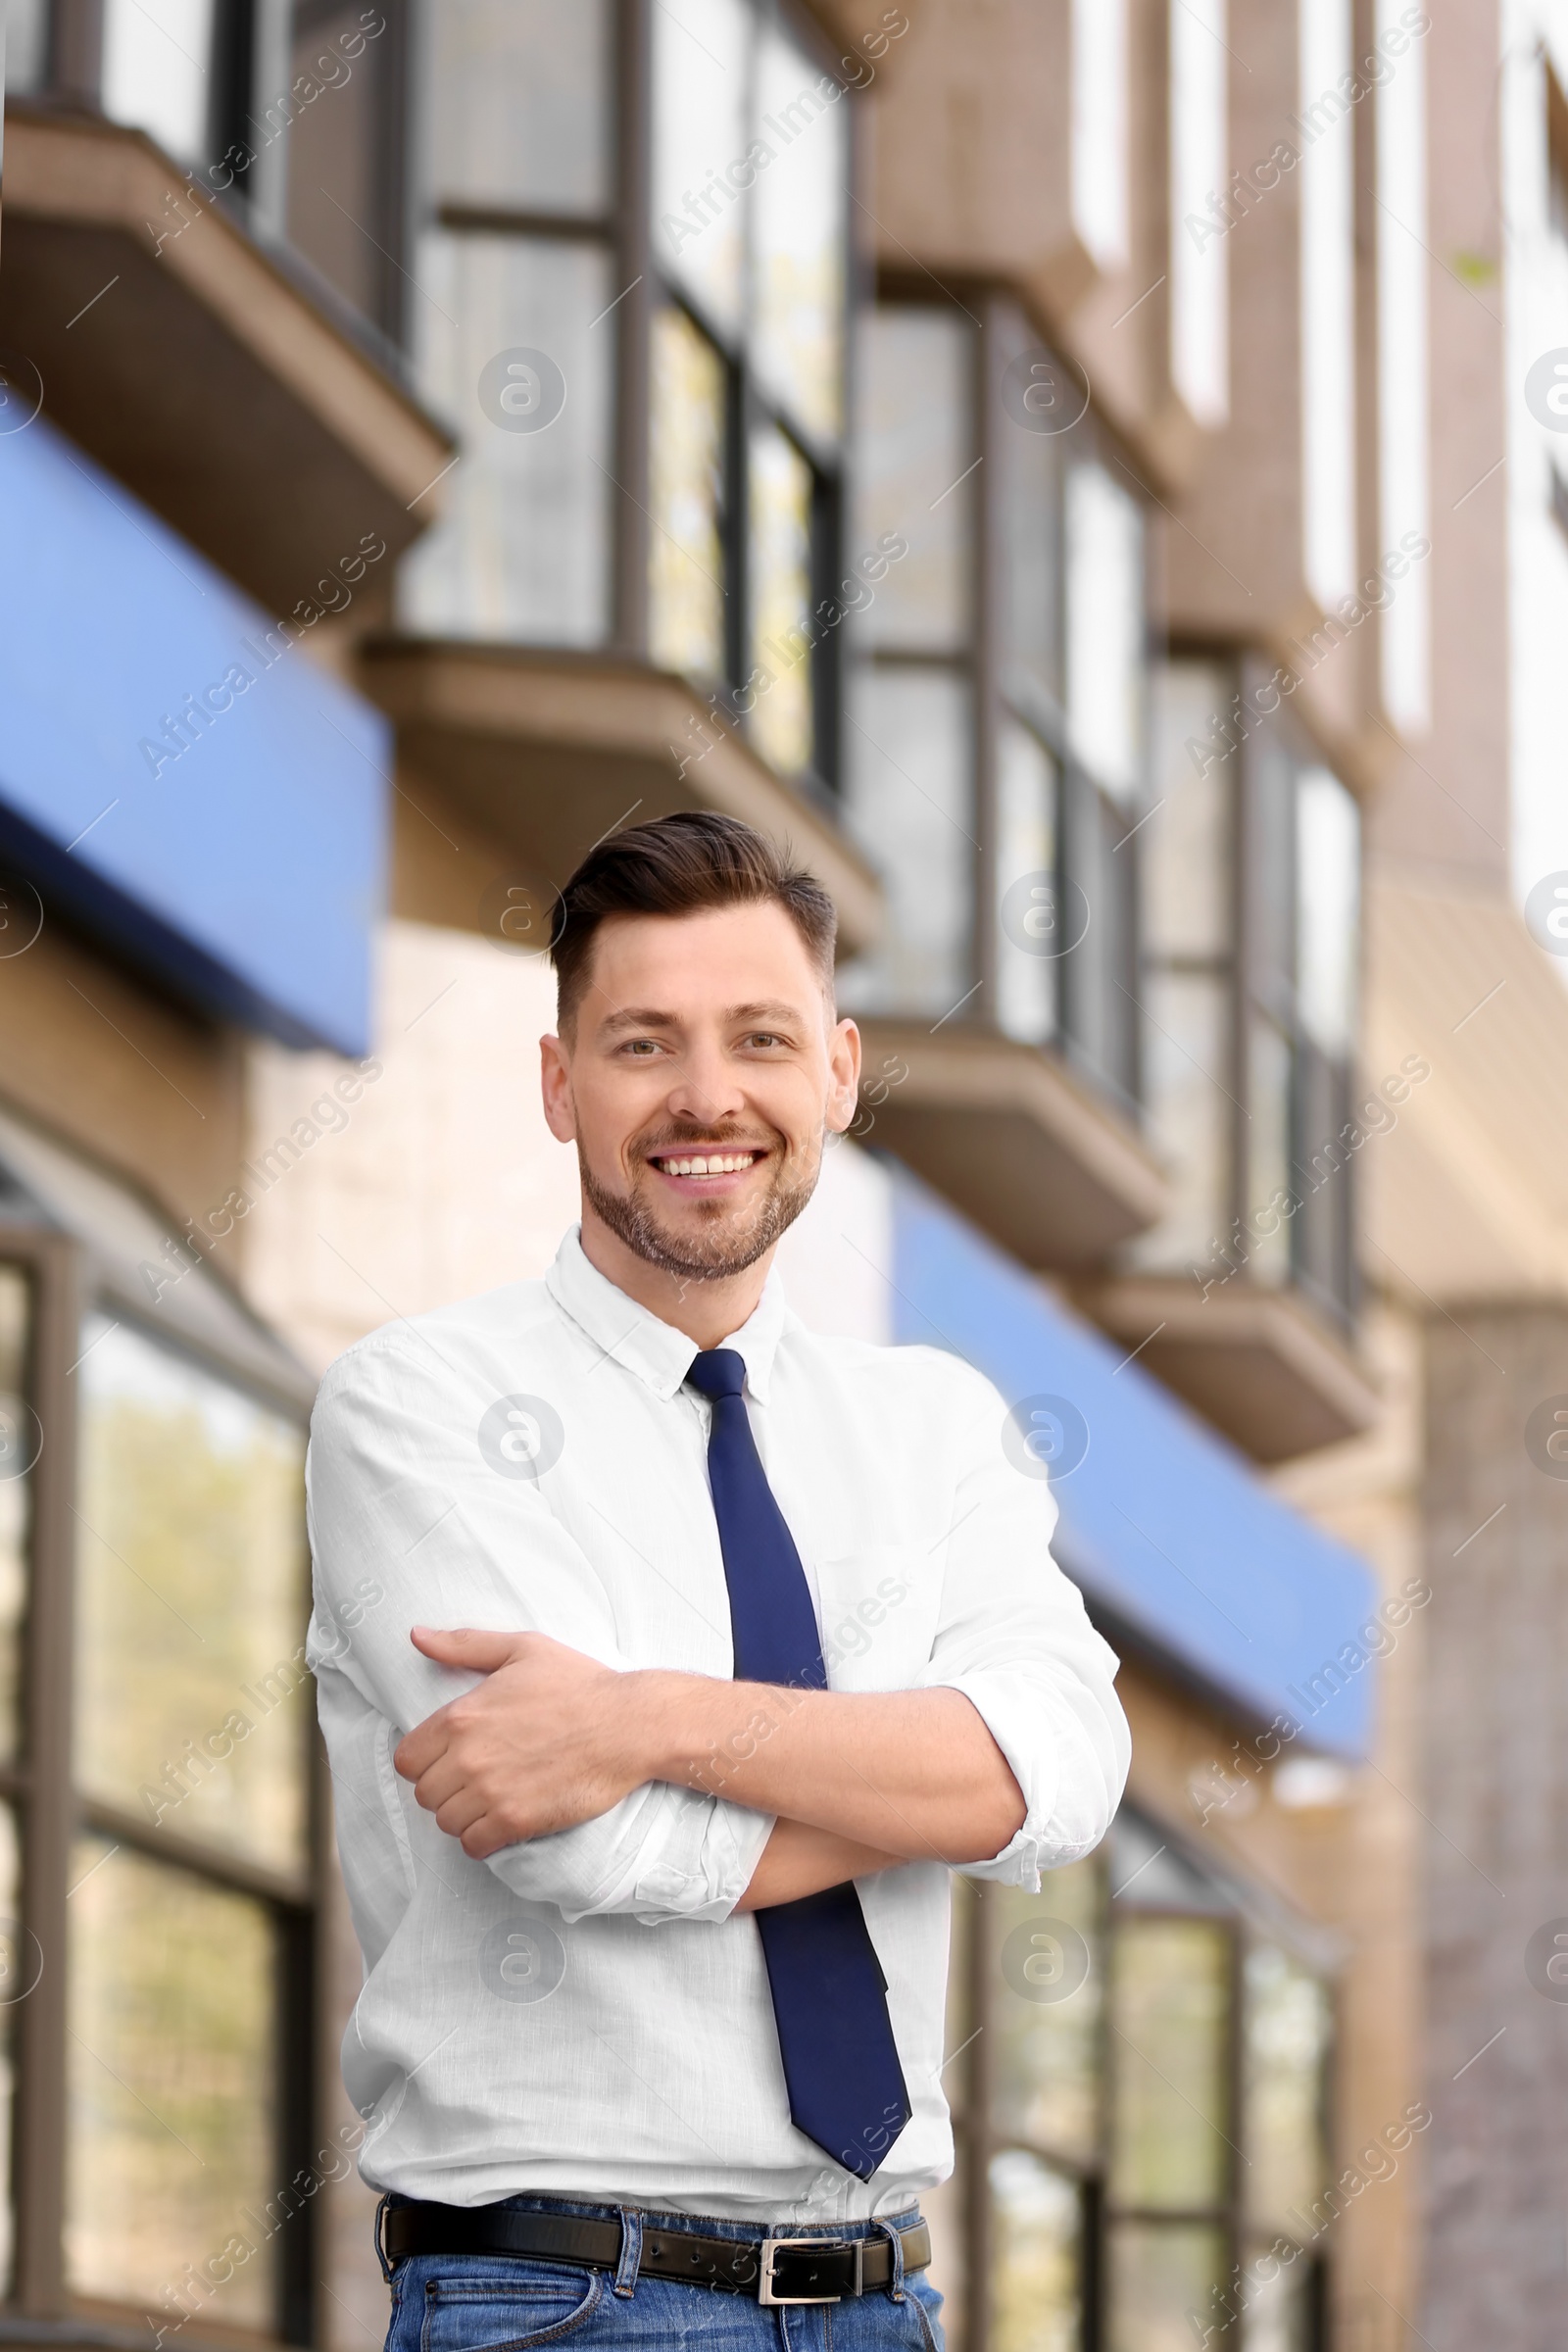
[1078, 1273, 1382, 1462]
[358, 637, 884, 954]
[0, 105, 453, 612]
[854, 1019, 1169, 1269]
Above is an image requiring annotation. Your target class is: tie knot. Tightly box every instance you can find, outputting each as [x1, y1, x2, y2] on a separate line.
[686, 1348, 748, 1402]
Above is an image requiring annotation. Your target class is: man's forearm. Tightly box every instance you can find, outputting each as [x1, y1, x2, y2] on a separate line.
[639, 1674, 1026, 1867]
[735, 1819, 904, 1911]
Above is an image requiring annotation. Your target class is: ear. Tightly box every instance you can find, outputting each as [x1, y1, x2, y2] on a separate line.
[540, 1033, 577, 1143]
[825, 1016, 862, 1135]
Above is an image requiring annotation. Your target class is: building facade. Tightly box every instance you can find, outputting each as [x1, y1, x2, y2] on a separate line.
[1, 3, 1562, 2351]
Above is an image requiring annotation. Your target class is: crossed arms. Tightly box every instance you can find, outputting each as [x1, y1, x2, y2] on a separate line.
[393, 1625, 1028, 1909]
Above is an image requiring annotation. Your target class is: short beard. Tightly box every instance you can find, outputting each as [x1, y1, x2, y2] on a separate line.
[579, 1140, 820, 1284]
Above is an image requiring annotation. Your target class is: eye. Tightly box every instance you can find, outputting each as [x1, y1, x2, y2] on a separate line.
[743, 1031, 787, 1051]
[617, 1038, 664, 1057]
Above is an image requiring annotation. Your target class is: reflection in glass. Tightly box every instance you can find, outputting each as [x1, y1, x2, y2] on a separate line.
[990, 1860, 1103, 2161]
[0, 1808, 20, 2294]
[1110, 1915, 1232, 2211]
[752, 26, 847, 443]
[1241, 2254, 1314, 2352]
[1108, 2220, 1227, 2352]
[748, 424, 815, 776]
[1296, 767, 1360, 1055]
[0, 1267, 30, 1764]
[67, 1841, 277, 2325]
[3, 0, 47, 89]
[427, 0, 610, 214]
[1003, 422, 1061, 701]
[1065, 461, 1145, 802]
[1245, 1945, 1330, 2232]
[402, 232, 615, 645]
[1125, 975, 1230, 1275]
[990, 2152, 1081, 2352]
[1146, 665, 1233, 958]
[101, 0, 214, 164]
[1248, 1014, 1293, 1287]
[651, 0, 751, 334]
[75, 1321, 309, 1875]
[650, 307, 728, 679]
[996, 720, 1058, 1047]
[858, 309, 974, 653]
[841, 667, 974, 1018]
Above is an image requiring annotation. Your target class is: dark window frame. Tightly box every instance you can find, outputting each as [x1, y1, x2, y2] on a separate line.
[950, 1821, 1333, 2352]
[858, 278, 1148, 1110]
[0, 1215, 320, 2346]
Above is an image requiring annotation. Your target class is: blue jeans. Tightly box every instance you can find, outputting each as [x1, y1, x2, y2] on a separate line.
[381, 2195, 945, 2352]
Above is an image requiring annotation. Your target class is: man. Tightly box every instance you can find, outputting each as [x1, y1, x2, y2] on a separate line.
[307, 810, 1129, 2349]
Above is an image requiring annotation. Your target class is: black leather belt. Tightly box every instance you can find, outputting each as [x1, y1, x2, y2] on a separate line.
[381, 2199, 932, 2307]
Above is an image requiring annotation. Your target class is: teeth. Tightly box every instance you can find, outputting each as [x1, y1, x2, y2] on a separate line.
[660, 1152, 756, 1176]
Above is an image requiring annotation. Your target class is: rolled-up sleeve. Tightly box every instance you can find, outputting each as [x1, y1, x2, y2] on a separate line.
[307, 1338, 773, 1927]
[910, 1359, 1130, 1889]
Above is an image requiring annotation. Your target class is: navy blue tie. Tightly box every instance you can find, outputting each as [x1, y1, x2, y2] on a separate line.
[686, 1348, 911, 2180]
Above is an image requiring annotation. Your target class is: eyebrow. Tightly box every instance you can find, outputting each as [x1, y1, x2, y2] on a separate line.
[596, 1000, 808, 1039]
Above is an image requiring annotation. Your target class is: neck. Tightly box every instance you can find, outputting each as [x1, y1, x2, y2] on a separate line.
[577, 1198, 775, 1348]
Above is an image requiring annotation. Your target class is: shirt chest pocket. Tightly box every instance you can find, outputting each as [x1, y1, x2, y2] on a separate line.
[813, 1544, 939, 1691]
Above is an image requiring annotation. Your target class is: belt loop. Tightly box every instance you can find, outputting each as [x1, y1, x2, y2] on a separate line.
[612, 2207, 643, 2299]
[374, 2195, 395, 2284]
[876, 2216, 907, 2304]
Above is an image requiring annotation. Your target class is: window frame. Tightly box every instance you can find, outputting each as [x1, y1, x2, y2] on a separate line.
[0, 1216, 320, 2346]
[1143, 647, 1362, 1332]
[851, 281, 1148, 1106]
[951, 1814, 1333, 2352]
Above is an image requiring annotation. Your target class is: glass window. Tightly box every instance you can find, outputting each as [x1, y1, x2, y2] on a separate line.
[1110, 1915, 1233, 2211]
[427, 0, 612, 216]
[652, 0, 752, 335]
[400, 232, 617, 645]
[101, 0, 215, 163]
[1296, 767, 1360, 1056]
[0, 1267, 31, 1763]
[3, 0, 47, 90]
[990, 1861, 1103, 2161]
[748, 423, 815, 776]
[1108, 2219, 1228, 2352]
[0, 1809, 20, 2294]
[990, 2151, 1083, 2352]
[1065, 460, 1145, 802]
[66, 1839, 279, 2325]
[751, 26, 847, 443]
[1128, 973, 1232, 1273]
[842, 667, 975, 1018]
[1003, 424, 1062, 704]
[1248, 1014, 1294, 1286]
[650, 306, 729, 680]
[74, 1321, 310, 1876]
[996, 719, 1059, 1047]
[1245, 1945, 1332, 2234]
[1146, 666, 1233, 960]
[858, 309, 975, 654]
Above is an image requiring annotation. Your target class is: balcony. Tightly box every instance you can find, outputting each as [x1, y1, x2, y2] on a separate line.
[357, 638, 882, 952]
[0, 105, 452, 613]
[854, 1020, 1167, 1271]
[1077, 1273, 1380, 1463]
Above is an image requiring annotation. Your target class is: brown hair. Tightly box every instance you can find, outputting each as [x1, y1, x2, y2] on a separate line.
[549, 810, 837, 1034]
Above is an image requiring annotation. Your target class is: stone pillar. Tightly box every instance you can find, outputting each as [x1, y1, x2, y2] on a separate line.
[1419, 1303, 1568, 2350]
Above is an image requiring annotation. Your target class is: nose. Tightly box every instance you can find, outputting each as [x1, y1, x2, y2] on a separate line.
[665, 1037, 746, 1130]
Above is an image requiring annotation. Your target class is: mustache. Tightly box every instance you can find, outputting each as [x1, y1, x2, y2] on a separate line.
[636, 1121, 779, 1155]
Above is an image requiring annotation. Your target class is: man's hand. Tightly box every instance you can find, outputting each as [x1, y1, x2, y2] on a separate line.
[393, 1627, 656, 1857]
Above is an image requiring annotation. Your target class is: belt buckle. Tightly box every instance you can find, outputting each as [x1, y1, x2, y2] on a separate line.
[757, 2235, 858, 2306]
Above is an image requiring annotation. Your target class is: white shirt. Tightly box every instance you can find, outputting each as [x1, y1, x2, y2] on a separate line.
[306, 1227, 1129, 2221]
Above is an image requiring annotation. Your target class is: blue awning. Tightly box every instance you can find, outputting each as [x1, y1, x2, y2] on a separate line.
[0, 413, 387, 1056]
[889, 1166, 1380, 1757]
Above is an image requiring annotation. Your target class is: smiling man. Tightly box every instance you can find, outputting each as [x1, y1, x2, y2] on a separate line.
[307, 811, 1129, 2351]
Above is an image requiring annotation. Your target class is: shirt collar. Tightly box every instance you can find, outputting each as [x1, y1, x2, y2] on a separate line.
[545, 1225, 789, 1403]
